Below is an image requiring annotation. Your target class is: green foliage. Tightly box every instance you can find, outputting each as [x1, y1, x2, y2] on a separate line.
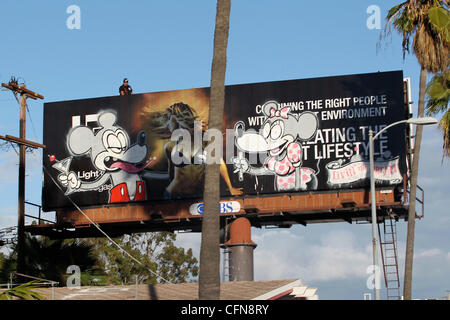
[0, 233, 98, 285]
[0, 280, 46, 300]
[426, 71, 450, 113]
[26, 234, 96, 285]
[426, 71, 450, 157]
[428, 6, 450, 42]
[0, 251, 16, 284]
[87, 236, 157, 285]
[0, 231, 198, 288]
[87, 232, 198, 285]
[157, 240, 199, 284]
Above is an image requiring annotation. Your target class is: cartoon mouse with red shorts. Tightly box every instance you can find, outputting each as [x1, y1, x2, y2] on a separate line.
[232, 100, 319, 191]
[55, 111, 154, 203]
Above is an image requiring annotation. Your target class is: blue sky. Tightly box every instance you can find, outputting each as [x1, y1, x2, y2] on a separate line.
[0, 1, 449, 300]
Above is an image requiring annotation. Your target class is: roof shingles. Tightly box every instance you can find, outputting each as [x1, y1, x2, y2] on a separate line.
[35, 279, 298, 300]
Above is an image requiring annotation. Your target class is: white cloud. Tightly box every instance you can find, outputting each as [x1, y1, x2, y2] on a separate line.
[172, 222, 450, 299]
[415, 248, 443, 259]
[252, 228, 373, 283]
[0, 150, 19, 184]
[0, 214, 16, 229]
[399, 245, 450, 285]
[0, 205, 17, 227]
[0, 149, 42, 183]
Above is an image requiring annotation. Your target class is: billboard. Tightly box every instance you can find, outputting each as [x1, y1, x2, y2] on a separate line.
[42, 71, 407, 212]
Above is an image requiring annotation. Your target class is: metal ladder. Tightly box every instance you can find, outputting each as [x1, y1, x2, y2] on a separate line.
[378, 217, 401, 300]
[222, 248, 231, 282]
[221, 218, 231, 282]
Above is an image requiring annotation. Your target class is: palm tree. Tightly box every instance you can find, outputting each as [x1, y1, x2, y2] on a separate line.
[1, 233, 97, 286]
[383, 0, 449, 300]
[199, 0, 231, 300]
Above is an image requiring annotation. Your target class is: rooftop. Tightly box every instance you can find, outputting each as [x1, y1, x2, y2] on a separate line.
[34, 279, 318, 300]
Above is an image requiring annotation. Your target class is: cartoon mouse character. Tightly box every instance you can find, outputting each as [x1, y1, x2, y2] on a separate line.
[56, 111, 153, 203]
[233, 100, 319, 191]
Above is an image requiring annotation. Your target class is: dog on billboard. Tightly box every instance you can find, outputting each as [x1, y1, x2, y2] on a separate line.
[232, 100, 319, 191]
[55, 111, 153, 203]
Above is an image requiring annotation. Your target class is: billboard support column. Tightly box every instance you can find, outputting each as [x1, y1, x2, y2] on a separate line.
[222, 218, 257, 281]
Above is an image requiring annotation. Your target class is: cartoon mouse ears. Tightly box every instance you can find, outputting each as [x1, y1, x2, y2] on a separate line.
[67, 111, 118, 156]
[98, 112, 117, 128]
[67, 126, 96, 155]
[297, 112, 318, 141]
[262, 101, 318, 141]
[262, 101, 282, 117]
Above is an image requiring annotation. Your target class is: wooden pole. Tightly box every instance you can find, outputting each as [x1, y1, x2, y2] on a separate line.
[16, 94, 27, 275]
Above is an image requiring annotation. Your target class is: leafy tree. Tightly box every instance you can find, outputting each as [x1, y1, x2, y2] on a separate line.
[86, 232, 198, 285]
[156, 233, 199, 283]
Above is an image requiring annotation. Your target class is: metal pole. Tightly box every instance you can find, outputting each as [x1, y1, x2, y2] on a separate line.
[222, 218, 256, 282]
[369, 129, 381, 300]
[404, 68, 427, 299]
[17, 94, 27, 276]
[135, 275, 138, 300]
[8, 273, 12, 289]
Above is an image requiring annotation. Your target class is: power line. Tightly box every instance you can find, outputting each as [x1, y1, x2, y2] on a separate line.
[25, 101, 41, 143]
[42, 165, 170, 284]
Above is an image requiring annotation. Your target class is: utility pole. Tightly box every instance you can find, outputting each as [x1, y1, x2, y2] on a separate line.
[1, 79, 44, 277]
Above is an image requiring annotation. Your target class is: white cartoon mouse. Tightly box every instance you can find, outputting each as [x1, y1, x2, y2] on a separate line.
[56, 111, 153, 203]
[232, 100, 319, 191]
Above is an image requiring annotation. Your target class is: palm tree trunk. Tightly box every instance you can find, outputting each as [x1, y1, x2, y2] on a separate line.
[199, 0, 231, 300]
[403, 66, 427, 300]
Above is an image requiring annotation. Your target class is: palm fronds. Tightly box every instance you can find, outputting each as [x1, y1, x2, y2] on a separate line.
[426, 71, 450, 157]
[0, 280, 46, 300]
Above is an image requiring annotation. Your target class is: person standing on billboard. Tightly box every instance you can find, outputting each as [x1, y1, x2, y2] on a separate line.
[119, 78, 133, 95]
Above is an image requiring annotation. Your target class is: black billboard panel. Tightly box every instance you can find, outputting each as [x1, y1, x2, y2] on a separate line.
[42, 71, 407, 211]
